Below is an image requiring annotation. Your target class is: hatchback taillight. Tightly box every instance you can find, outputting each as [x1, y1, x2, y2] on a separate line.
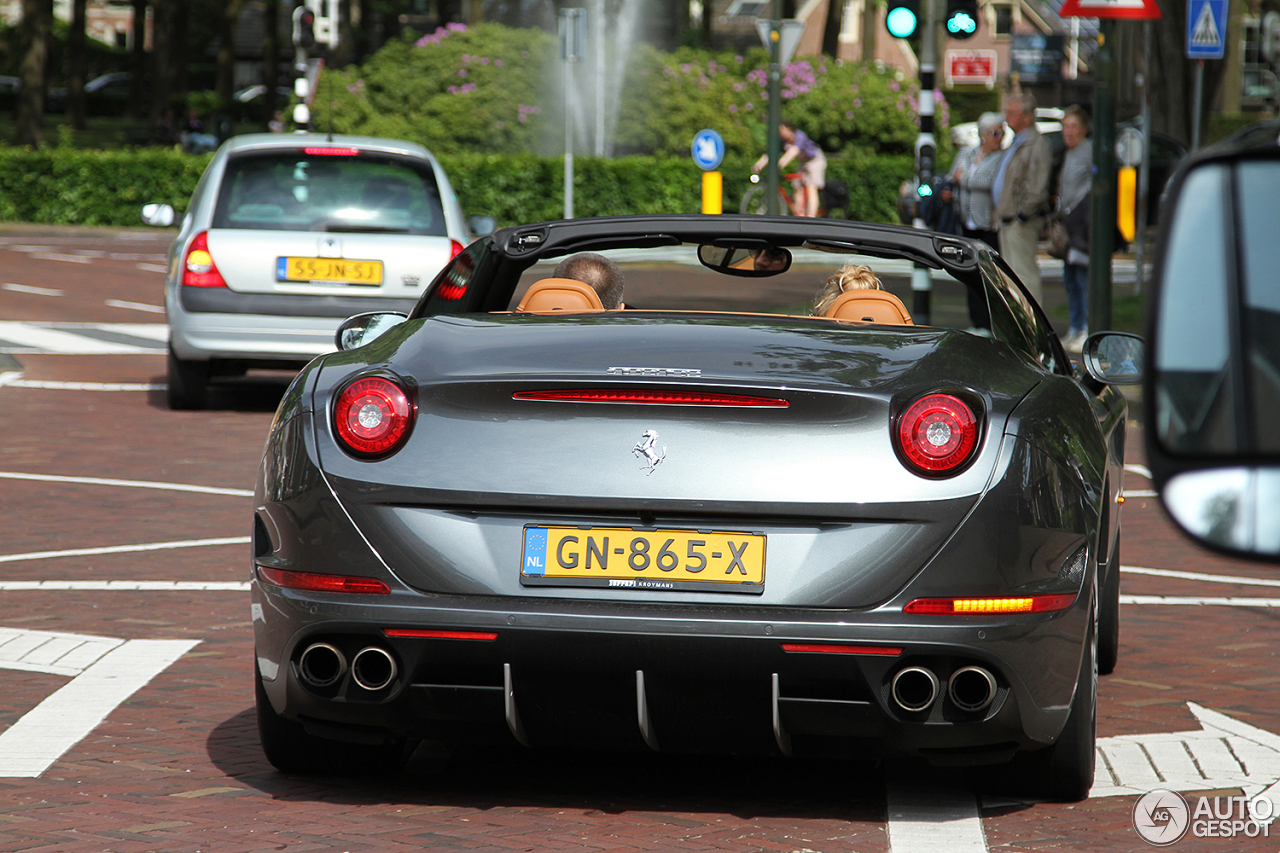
[449, 239, 464, 259]
[333, 375, 415, 457]
[895, 393, 979, 475]
[182, 230, 227, 288]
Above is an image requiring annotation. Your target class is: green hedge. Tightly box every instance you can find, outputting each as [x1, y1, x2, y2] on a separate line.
[0, 147, 912, 228]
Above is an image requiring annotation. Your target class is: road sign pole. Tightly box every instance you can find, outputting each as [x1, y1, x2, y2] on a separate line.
[1191, 59, 1204, 149]
[766, 3, 782, 215]
[1088, 19, 1116, 335]
[692, 129, 726, 213]
[912, 0, 936, 325]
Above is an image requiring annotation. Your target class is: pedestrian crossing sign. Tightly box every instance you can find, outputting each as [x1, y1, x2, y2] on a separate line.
[1186, 0, 1228, 59]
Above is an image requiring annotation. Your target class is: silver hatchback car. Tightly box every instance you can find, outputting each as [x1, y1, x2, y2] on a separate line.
[143, 133, 487, 409]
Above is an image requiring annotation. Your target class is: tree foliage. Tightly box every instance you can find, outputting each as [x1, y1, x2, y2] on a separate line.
[305, 21, 952, 163]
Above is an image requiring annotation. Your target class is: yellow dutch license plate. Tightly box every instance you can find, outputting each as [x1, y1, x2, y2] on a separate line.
[520, 526, 765, 593]
[277, 256, 383, 285]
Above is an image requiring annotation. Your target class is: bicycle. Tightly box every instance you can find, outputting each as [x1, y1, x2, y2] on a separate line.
[740, 172, 825, 217]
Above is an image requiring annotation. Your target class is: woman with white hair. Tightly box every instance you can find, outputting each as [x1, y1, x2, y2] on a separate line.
[950, 111, 1006, 332]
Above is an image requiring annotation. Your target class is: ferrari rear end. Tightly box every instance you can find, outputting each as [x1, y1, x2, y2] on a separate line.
[252, 311, 1101, 774]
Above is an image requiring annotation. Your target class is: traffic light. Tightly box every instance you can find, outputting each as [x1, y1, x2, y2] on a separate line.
[292, 6, 316, 49]
[916, 138, 937, 199]
[886, 0, 920, 39]
[945, 0, 980, 39]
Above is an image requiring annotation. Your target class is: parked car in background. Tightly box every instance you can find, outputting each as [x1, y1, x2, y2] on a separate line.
[0, 75, 19, 110]
[251, 212, 1143, 801]
[140, 133, 493, 409]
[46, 71, 133, 115]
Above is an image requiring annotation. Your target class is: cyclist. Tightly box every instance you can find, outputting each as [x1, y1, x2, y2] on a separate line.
[752, 121, 826, 217]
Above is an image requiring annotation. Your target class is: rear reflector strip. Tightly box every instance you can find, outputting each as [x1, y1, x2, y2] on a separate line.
[781, 643, 902, 656]
[903, 594, 1077, 614]
[383, 628, 498, 641]
[255, 565, 389, 595]
[513, 389, 789, 407]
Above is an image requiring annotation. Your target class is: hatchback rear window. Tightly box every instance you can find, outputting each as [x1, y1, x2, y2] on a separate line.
[212, 150, 448, 236]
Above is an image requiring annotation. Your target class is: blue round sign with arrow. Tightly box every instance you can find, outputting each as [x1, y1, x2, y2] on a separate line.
[691, 129, 725, 171]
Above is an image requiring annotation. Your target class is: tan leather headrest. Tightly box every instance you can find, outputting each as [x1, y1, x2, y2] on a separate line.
[825, 290, 914, 325]
[515, 278, 605, 313]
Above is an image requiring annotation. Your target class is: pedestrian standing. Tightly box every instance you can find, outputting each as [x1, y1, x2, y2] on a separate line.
[1057, 105, 1093, 351]
[992, 93, 1053, 305]
[952, 111, 1006, 332]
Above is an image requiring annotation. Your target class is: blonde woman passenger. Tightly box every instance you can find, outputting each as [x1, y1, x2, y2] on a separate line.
[812, 262, 883, 315]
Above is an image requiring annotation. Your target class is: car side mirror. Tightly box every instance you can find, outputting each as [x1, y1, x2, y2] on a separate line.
[1143, 132, 1280, 561]
[1079, 332, 1144, 386]
[140, 203, 175, 227]
[335, 312, 407, 352]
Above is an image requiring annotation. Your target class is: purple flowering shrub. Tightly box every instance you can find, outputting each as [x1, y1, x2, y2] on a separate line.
[611, 46, 951, 162]
[312, 22, 555, 154]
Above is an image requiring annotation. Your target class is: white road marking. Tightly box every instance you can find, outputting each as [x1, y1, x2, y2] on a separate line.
[0, 580, 248, 592]
[1124, 464, 1152, 479]
[136, 263, 170, 274]
[0, 536, 250, 564]
[1123, 565, 1280, 588]
[8, 380, 164, 391]
[105, 298, 165, 313]
[0, 627, 124, 676]
[0, 634, 198, 777]
[103, 322, 169, 340]
[0, 321, 165, 354]
[887, 785, 987, 853]
[31, 252, 92, 264]
[1092, 702, 1280, 822]
[1121, 595, 1280, 607]
[3, 282, 63, 296]
[1122, 489, 1156, 498]
[0, 470, 252, 496]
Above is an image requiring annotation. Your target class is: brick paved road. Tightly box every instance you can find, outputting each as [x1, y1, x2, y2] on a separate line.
[2, 228, 1278, 852]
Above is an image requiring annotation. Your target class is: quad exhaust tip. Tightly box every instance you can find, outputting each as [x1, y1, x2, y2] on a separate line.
[948, 665, 998, 713]
[298, 642, 347, 688]
[890, 666, 940, 713]
[351, 646, 398, 692]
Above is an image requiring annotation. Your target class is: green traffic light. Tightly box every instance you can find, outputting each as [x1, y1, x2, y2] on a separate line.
[917, 183, 933, 198]
[947, 12, 977, 35]
[886, 6, 918, 38]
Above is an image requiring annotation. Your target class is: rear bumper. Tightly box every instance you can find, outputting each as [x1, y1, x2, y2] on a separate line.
[252, 582, 1088, 763]
[168, 287, 417, 363]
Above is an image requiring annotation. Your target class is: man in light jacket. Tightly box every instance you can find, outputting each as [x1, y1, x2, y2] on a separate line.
[991, 93, 1053, 305]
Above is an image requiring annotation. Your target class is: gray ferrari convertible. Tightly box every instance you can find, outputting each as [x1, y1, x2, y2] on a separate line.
[251, 214, 1142, 800]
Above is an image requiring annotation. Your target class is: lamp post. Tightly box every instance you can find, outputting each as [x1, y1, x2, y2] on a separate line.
[766, 2, 782, 215]
[560, 8, 585, 219]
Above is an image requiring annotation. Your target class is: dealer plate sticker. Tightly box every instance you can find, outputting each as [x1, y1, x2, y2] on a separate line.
[521, 526, 765, 593]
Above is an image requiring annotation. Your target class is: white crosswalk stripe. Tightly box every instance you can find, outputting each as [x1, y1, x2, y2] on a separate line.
[0, 321, 167, 354]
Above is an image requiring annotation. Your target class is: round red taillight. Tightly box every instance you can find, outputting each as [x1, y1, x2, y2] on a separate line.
[334, 376, 414, 457]
[896, 393, 979, 474]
